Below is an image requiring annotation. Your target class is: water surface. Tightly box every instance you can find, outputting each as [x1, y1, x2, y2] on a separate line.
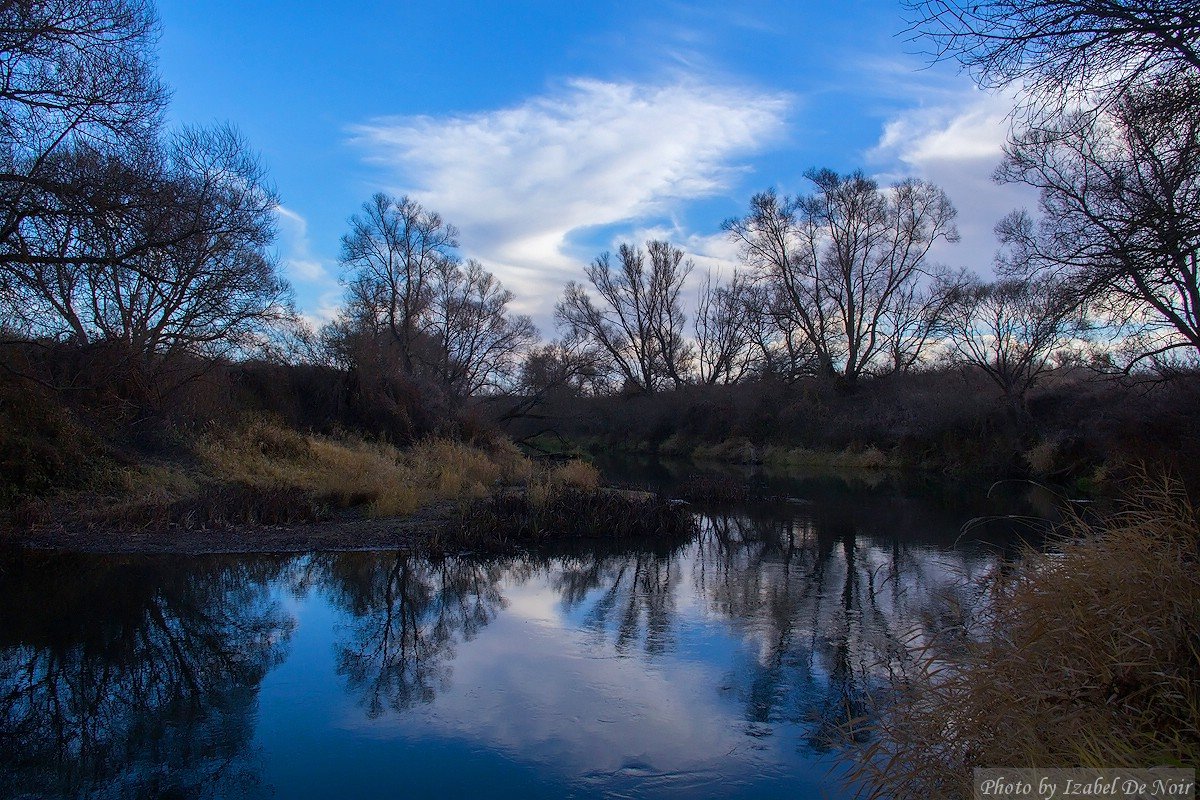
[0, 466, 1038, 798]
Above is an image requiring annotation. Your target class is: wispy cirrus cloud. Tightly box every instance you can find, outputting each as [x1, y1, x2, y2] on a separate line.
[274, 205, 342, 327]
[348, 78, 791, 331]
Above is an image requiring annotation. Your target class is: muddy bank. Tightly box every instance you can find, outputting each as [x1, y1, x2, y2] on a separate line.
[3, 506, 451, 555]
[2, 488, 694, 555]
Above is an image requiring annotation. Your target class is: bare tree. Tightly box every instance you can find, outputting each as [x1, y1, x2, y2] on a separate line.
[0, 125, 289, 402]
[724, 170, 960, 386]
[0, 0, 166, 256]
[694, 269, 757, 384]
[904, 0, 1200, 117]
[996, 80, 1200, 370]
[518, 340, 607, 397]
[555, 240, 694, 393]
[336, 199, 537, 401]
[339, 193, 458, 373]
[427, 258, 538, 397]
[943, 274, 1082, 406]
[882, 269, 967, 373]
[742, 281, 822, 383]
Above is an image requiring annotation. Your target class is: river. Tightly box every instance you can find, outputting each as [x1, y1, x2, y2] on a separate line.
[0, 461, 1045, 799]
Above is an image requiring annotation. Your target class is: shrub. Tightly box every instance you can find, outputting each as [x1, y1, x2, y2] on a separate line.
[0, 379, 104, 505]
[848, 471, 1200, 799]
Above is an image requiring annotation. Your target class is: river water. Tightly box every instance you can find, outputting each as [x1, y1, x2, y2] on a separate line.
[0, 463, 1043, 799]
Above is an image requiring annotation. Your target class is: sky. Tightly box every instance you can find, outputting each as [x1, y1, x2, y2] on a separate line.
[155, 0, 1037, 335]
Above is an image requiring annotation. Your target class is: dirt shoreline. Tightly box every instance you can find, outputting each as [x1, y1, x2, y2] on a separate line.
[2, 507, 455, 555]
[1, 487, 687, 555]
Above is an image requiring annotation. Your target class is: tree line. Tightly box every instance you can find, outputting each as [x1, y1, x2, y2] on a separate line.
[2, 0, 1197, 434]
[540, 0, 1200, 406]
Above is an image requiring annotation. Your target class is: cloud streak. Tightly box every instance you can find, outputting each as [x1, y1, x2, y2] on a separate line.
[868, 88, 1038, 274]
[274, 205, 342, 326]
[349, 78, 790, 331]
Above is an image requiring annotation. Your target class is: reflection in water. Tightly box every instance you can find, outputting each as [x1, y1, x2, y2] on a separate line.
[311, 553, 508, 716]
[0, 553, 296, 799]
[0, 471, 1033, 798]
[561, 551, 683, 657]
[694, 511, 931, 749]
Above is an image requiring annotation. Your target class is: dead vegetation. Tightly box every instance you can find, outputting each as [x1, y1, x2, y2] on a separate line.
[848, 471, 1200, 799]
[2, 420, 696, 553]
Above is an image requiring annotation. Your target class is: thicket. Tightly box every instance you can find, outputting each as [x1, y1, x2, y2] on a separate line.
[506, 368, 1200, 488]
[848, 473, 1200, 798]
[0, 342, 498, 514]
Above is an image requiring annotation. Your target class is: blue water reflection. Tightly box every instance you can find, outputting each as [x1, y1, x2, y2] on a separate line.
[0, 471, 1032, 799]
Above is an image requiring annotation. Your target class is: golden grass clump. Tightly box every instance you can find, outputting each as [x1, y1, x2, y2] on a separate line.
[196, 421, 535, 519]
[850, 472, 1200, 799]
[119, 463, 201, 503]
[693, 438, 760, 464]
[762, 444, 889, 469]
[200, 421, 404, 505]
[546, 459, 600, 491]
[519, 459, 601, 510]
[407, 439, 504, 500]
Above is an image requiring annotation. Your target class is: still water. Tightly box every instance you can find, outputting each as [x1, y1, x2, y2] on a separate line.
[0, 465, 1041, 799]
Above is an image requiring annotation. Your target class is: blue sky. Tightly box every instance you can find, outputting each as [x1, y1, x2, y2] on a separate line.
[156, 0, 1034, 334]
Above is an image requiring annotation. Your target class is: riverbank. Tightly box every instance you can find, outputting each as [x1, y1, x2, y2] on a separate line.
[505, 370, 1200, 492]
[1, 420, 694, 554]
[8, 487, 693, 554]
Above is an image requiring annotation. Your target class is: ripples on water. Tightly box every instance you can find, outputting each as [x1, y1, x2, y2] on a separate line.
[0, 466, 1043, 799]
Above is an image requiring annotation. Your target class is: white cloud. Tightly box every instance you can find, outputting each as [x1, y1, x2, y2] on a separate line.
[274, 205, 342, 326]
[874, 94, 1012, 165]
[349, 78, 790, 333]
[867, 88, 1039, 275]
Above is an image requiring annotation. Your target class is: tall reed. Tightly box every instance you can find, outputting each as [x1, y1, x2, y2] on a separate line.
[849, 471, 1200, 799]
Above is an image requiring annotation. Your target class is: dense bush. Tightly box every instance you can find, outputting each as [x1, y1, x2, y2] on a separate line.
[500, 368, 1200, 485]
[848, 473, 1200, 799]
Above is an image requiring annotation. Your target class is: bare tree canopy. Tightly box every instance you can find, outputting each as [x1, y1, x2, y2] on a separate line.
[555, 240, 694, 393]
[0, 0, 165, 149]
[694, 269, 758, 385]
[724, 170, 960, 385]
[0, 1, 299, 409]
[428, 258, 537, 397]
[519, 340, 606, 397]
[997, 79, 1200, 369]
[339, 193, 459, 373]
[0, 0, 167, 255]
[904, 0, 1200, 116]
[943, 274, 1083, 404]
[336, 195, 535, 399]
[0, 124, 289, 400]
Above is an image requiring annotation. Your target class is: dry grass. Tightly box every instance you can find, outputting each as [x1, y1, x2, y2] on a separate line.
[763, 444, 890, 469]
[423, 454, 690, 552]
[19, 419, 625, 540]
[545, 459, 601, 491]
[849, 471, 1200, 799]
[195, 421, 535, 518]
[692, 438, 761, 463]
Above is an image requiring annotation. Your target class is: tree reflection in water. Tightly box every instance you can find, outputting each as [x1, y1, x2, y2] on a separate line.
[299, 497, 998, 760]
[556, 548, 686, 658]
[0, 479, 1014, 798]
[691, 497, 997, 751]
[536, 488, 1003, 754]
[311, 553, 508, 717]
[0, 552, 296, 799]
